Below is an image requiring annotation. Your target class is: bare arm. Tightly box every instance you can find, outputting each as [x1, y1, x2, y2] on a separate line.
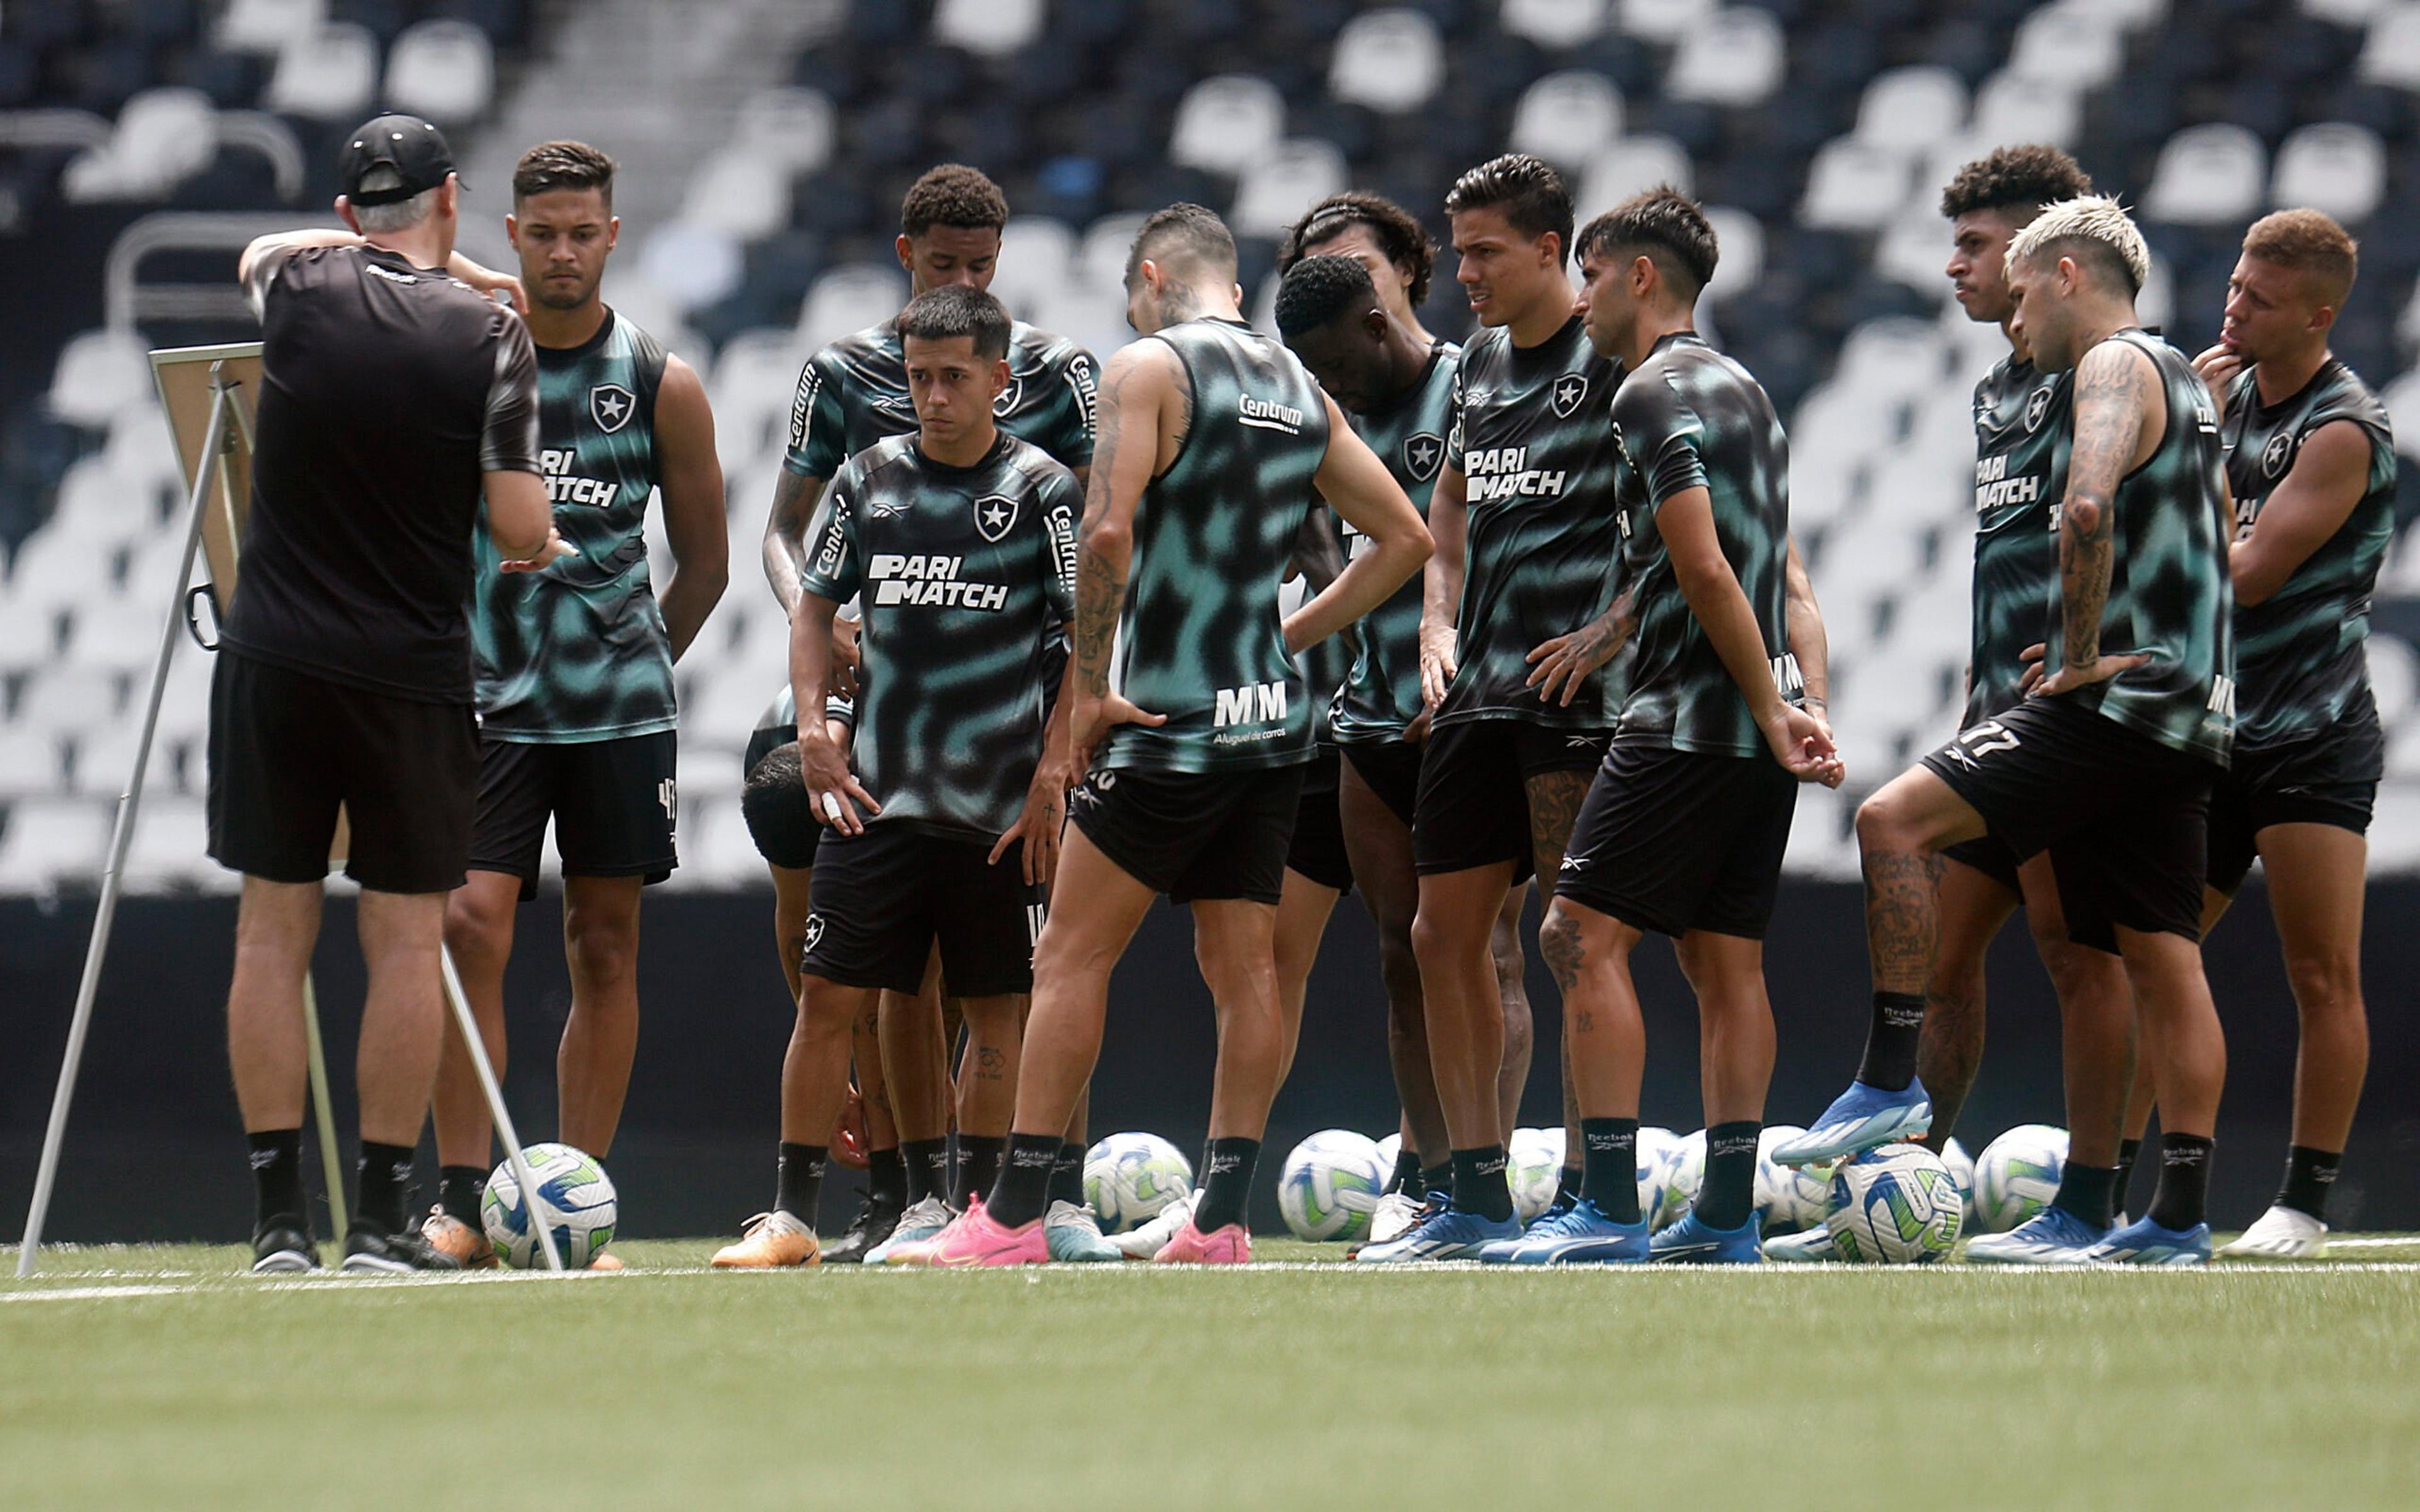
[1662, 487, 1840, 784]
[483, 469, 558, 563]
[763, 468, 858, 697]
[2230, 420, 2370, 608]
[991, 651, 1080, 884]
[1068, 343, 1177, 757]
[2041, 340, 2161, 694]
[787, 588, 877, 833]
[1286, 396, 1431, 653]
[1783, 536, 1830, 712]
[1287, 497, 1346, 593]
[238, 228, 524, 312]
[1417, 461, 1468, 709]
[649, 354, 728, 661]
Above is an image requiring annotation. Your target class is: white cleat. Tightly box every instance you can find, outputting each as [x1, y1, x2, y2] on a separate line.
[866, 1196, 956, 1265]
[1109, 1192, 1196, 1259]
[2216, 1205, 2326, 1261]
[1761, 1226, 1841, 1263]
[1364, 1191, 1426, 1248]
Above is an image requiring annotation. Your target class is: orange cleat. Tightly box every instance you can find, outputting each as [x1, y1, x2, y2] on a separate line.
[418, 1208, 498, 1270]
[709, 1211, 821, 1268]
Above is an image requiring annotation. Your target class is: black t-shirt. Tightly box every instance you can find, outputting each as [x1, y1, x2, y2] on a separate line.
[223, 243, 541, 703]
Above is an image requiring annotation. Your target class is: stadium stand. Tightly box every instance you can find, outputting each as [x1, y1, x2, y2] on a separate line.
[5, 0, 2420, 895]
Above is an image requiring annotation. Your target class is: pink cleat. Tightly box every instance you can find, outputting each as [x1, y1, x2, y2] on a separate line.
[916, 1200, 1048, 1268]
[1153, 1218, 1251, 1265]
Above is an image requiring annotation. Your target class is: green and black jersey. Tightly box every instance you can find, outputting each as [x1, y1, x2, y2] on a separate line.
[1329, 341, 1459, 744]
[1965, 354, 2068, 728]
[1608, 333, 1799, 757]
[798, 432, 1080, 838]
[1100, 317, 1330, 775]
[785, 319, 1097, 479]
[1438, 314, 1625, 730]
[471, 309, 676, 742]
[2220, 358, 2396, 748]
[2048, 329, 2235, 766]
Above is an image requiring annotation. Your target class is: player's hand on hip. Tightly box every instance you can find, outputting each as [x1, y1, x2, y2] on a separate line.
[2033, 652, 2150, 700]
[1762, 704, 1845, 787]
[499, 526, 577, 573]
[1071, 692, 1165, 757]
[1524, 625, 1615, 707]
[798, 730, 878, 834]
[2191, 344, 2243, 427]
[1417, 624, 1458, 709]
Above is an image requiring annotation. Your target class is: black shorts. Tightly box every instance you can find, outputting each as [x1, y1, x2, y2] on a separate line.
[1413, 718, 1610, 880]
[801, 823, 1043, 995]
[1340, 737, 1423, 830]
[1285, 747, 1354, 893]
[2206, 720, 2383, 895]
[1921, 697, 2219, 947]
[206, 651, 477, 894]
[740, 723, 820, 872]
[1070, 763, 1306, 905]
[1555, 744, 1799, 939]
[468, 732, 679, 901]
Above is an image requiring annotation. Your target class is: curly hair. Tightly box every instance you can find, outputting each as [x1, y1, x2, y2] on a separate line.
[2244, 207, 2359, 306]
[1576, 186, 1719, 297]
[1274, 254, 1378, 340]
[901, 163, 1010, 238]
[1939, 144, 2093, 221]
[1278, 192, 1437, 308]
[512, 140, 616, 207]
[1443, 153, 1574, 265]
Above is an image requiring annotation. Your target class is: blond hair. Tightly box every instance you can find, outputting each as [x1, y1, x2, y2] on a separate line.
[2006, 195, 2151, 296]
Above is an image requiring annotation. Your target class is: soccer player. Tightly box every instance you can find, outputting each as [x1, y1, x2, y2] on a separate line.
[1270, 240, 1533, 1246]
[1478, 190, 1840, 1265]
[2186, 210, 2392, 1259]
[763, 164, 1098, 1259]
[1361, 154, 1626, 1263]
[417, 142, 727, 1270]
[220, 115, 565, 1273]
[1779, 198, 2237, 1266]
[712, 285, 1081, 1268]
[909, 204, 1431, 1265]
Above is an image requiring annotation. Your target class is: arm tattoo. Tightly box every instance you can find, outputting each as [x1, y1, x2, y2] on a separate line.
[2059, 345, 2148, 670]
[1074, 361, 1135, 699]
[764, 468, 819, 611]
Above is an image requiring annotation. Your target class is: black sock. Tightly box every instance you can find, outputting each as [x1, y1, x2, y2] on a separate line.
[2278, 1145, 2341, 1223]
[2146, 1132, 2215, 1231]
[1554, 1165, 1584, 1211]
[1695, 1121, 1761, 1231]
[2050, 1161, 2119, 1231]
[1579, 1119, 1640, 1223]
[1389, 1148, 1424, 1197]
[952, 1134, 1004, 1210]
[1451, 1147, 1515, 1223]
[1420, 1162, 1453, 1203]
[354, 1141, 414, 1235]
[903, 1138, 948, 1206]
[776, 1142, 826, 1222]
[1853, 992, 1927, 1092]
[437, 1164, 486, 1226]
[1048, 1141, 1087, 1208]
[866, 1147, 906, 1211]
[248, 1128, 306, 1234]
[984, 1133, 1062, 1228]
[1192, 1137, 1262, 1233]
[2114, 1138, 2144, 1215]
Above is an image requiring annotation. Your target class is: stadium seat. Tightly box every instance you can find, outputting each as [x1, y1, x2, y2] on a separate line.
[2368, 784, 2420, 869]
[46, 329, 152, 432]
[734, 88, 835, 176]
[709, 328, 810, 474]
[933, 0, 1046, 59]
[216, 0, 328, 55]
[1855, 67, 1969, 155]
[385, 20, 496, 124]
[1969, 71, 2082, 149]
[1231, 139, 1348, 239]
[989, 216, 1078, 318]
[1168, 75, 1284, 176]
[795, 264, 908, 353]
[1502, 0, 1608, 49]
[0, 728, 66, 798]
[68, 723, 185, 798]
[1618, 0, 1713, 45]
[2271, 122, 2386, 224]
[2305, 0, 2397, 23]
[638, 221, 745, 315]
[1509, 71, 1623, 171]
[1075, 212, 1151, 290]
[2370, 633, 2418, 723]
[2145, 123, 2270, 226]
[2357, 5, 2420, 90]
[1329, 10, 1444, 115]
[1702, 205, 1763, 295]
[264, 23, 380, 122]
[1799, 139, 1916, 232]
[1666, 9, 1786, 110]
[2006, 3, 2129, 91]
[1577, 135, 1693, 217]
[121, 797, 226, 891]
[16, 663, 125, 740]
[0, 797, 111, 891]
[60, 88, 217, 203]
[1780, 787, 1858, 880]
[681, 148, 793, 242]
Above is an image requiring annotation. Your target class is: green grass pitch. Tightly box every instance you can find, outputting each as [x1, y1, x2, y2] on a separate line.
[7, 1237, 2419, 1510]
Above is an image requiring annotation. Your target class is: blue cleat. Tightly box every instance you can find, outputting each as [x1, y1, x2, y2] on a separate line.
[1649, 1210, 1763, 1264]
[1356, 1203, 1522, 1263]
[1964, 1205, 2107, 1265]
[1478, 1200, 1649, 1265]
[1771, 1078, 1932, 1166]
[2080, 1216, 2211, 1266]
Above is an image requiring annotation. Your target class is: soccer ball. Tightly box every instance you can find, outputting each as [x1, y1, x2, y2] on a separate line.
[1652, 1130, 1707, 1228]
[1972, 1124, 2070, 1234]
[1937, 1135, 1977, 1224]
[1507, 1126, 1565, 1223]
[1373, 1131, 1403, 1181]
[1278, 1130, 1389, 1242]
[483, 1143, 617, 1269]
[1824, 1143, 1963, 1264]
[1754, 1125, 1834, 1235]
[1634, 1126, 1677, 1222]
[1083, 1132, 1194, 1235]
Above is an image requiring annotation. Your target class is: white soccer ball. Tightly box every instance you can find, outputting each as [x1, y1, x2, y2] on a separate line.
[1824, 1143, 1963, 1264]
[1971, 1124, 2069, 1234]
[1507, 1127, 1565, 1223]
[1938, 1135, 1977, 1225]
[1373, 1132, 1405, 1186]
[1279, 1129, 1390, 1242]
[1754, 1124, 1834, 1235]
[1083, 1132, 1194, 1235]
[1653, 1130, 1707, 1228]
[483, 1143, 618, 1269]
[1634, 1126, 1677, 1223]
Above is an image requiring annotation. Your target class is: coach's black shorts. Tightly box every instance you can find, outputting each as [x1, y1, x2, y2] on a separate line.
[1555, 743, 1799, 939]
[1921, 697, 2218, 948]
[1340, 737, 1423, 830]
[1071, 762, 1306, 905]
[740, 722, 821, 872]
[2206, 719, 2383, 895]
[1286, 746, 1354, 892]
[467, 731, 678, 901]
[206, 650, 477, 894]
[1414, 718, 1610, 880]
[802, 823, 1042, 995]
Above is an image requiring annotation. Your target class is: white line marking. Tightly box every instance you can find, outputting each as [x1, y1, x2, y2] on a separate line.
[3, 1285, 193, 1302]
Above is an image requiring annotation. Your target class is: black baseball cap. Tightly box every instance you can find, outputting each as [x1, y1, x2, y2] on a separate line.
[338, 114, 460, 205]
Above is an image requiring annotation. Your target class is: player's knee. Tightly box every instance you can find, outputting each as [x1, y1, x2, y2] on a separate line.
[1853, 789, 1916, 854]
[2283, 950, 2364, 1021]
[1536, 903, 1588, 990]
[563, 902, 640, 980]
[1375, 933, 1424, 1019]
[442, 891, 512, 966]
[1409, 905, 1475, 975]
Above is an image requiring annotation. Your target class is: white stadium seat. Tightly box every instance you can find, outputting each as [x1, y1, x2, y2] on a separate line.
[681, 148, 793, 241]
[1781, 788, 1858, 880]
[216, 0, 326, 54]
[2358, 5, 2420, 90]
[796, 265, 909, 353]
[122, 798, 229, 893]
[68, 724, 185, 798]
[1509, 72, 1623, 171]
[0, 728, 67, 798]
[1168, 75, 1284, 177]
[2007, 3, 2129, 91]
[60, 88, 217, 203]
[1619, 0, 1713, 45]
[734, 88, 836, 177]
[1969, 72, 2081, 149]
[2367, 785, 2420, 871]
[1667, 9, 1786, 109]
[1076, 213, 1151, 290]
[1799, 138, 1916, 231]
[2145, 123, 2269, 226]
[1702, 206, 1763, 295]
[16, 665, 125, 740]
[988, 217, 1077, 318]
[935, 0, 1046, 59]
[1232, 139, 1348, 239]
[47, 329, 151, 430]
[1856, 67, 1969, 154]
[1577, 135, 1693, 217]
[2271, 122, 2386, 224]
[265, 23, 379, 123]
[2304, 0, 2397, 23]
[1502, 0, 1608, 48]
[1330, 10, 1445, 115]
[386, 20, 495, 124]
[710, 328, 810, 474]
[1834, 317, 1949, 406]
[0, 798, 111, 891]
[2368, 634, 2418, 723]
[638, 220, 745, 312]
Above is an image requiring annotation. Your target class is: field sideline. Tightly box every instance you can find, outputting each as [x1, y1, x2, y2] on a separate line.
[8, 1238, 2419, 1510]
